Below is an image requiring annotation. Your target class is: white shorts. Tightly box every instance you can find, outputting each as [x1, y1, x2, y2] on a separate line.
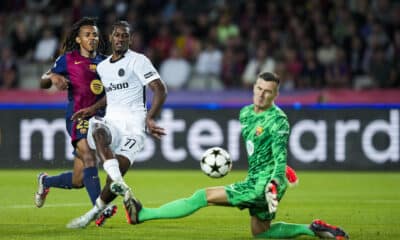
[87, 114, 145, 164]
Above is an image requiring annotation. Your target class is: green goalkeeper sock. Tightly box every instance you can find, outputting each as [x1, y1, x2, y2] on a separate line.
[255, 222, 315, 239]
[138, 189, 208, 222]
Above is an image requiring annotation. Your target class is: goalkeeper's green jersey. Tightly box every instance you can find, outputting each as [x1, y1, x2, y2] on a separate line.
[239, 103, 290, 186]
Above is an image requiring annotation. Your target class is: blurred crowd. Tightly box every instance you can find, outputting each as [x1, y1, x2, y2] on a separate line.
[1, 0, 400, 91]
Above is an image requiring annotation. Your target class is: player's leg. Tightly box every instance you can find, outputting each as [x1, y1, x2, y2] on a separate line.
[67, 116, 132, 228]
[76, 138, 101, 205]
[255, 219, 349, 239]
[253, 217, 316, 238]
[100, 155, 131, 203]
[34, 156, 83, 208]
[90, 122, 126, 183]
[251, 183, 347, 239]
[136, 186, 227, 223]
[67, 155, 131, 228]
[136, 180, 263, 224]
[71, 156, 84, 188]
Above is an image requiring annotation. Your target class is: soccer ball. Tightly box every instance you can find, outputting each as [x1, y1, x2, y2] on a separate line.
[200, 147, 232, 178]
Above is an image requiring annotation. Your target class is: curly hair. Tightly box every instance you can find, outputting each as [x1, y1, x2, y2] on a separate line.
[59, 17, 105, 54]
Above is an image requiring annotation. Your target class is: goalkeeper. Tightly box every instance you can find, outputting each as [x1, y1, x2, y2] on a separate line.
[113, 72, 349, 239]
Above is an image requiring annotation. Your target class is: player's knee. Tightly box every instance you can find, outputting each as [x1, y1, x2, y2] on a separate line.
[81, 151, 96, 167]
[92, 126, 112, 147]
[251, 218, 271, 236]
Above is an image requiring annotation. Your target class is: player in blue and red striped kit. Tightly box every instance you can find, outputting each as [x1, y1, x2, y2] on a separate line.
[35, 17, 115, 226]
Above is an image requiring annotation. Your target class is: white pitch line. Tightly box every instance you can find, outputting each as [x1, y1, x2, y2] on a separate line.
[4, 203, 89, 209]
[3, 201, 162, 209]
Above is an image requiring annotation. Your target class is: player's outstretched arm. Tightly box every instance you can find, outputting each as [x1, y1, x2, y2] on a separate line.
[40, 70, 53, 89]
[146, 79, 167, 139]
[40, 71, 69, 90]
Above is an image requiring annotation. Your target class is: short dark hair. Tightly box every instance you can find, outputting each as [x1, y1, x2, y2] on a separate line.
[112, 20, 132, 33]
[258, 72, 280, 85]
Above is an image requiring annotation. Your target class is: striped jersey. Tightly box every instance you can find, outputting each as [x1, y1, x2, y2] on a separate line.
[51, 50, 106, 118]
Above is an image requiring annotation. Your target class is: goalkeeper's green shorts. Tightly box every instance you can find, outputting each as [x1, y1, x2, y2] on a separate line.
[225, 178, 287, 221]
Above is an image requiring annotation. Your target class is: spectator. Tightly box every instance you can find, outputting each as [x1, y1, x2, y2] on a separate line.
[325, 48, 351, 88]
[348, 35, 366, 76]
[221, 47, 244, 88]
[131, 31, 146, 54]
[0, 24, 10, 50]
[189, 40, 223, 90]
[149, 24, 174, 65]
[193, 12, 211, 42]
[368, 46, 395, 88]
[283, 47, 303, 88]
[0, 0, 398, 91]
[216, 13, 239, 46]
[175, 23, 200, 62]
[300, 48, 325, 89]
[238, 0, 257, 37]
[10, 20, 34, 61]
[33, 27, 58, 63]
[161, 0, 178, 24]
[242, 42, 275, 89]
[0, 48, 19, 89]
[245, 28, 261, 59]
[81, 0, 102, 18]
[26, 0, 50, 11]
[317, 34, 338, 67]
[159, 47, 191, 90]
[274, 60, 294, 91]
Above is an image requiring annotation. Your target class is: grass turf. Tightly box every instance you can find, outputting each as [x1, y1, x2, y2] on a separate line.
[0, 169, 399, 239]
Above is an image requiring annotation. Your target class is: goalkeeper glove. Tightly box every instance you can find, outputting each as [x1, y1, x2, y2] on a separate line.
[265, 182, 278, 213]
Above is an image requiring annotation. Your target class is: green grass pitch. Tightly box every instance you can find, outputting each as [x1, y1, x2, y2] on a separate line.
[0, 169, 399, 240]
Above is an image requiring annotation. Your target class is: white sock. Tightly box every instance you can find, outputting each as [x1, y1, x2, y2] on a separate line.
[103, 158, 123, 182]
[84, 198, 106, 219]
[95, 197, 106, 209]
[86, 203, 102, 218]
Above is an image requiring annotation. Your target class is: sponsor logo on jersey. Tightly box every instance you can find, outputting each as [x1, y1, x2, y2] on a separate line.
[74, 61, 83, 64]
[105, 82, 129, 92]
[144, 71, 156, 79]
[246, 140, 254, 156]
[89, 64, 97, 72]
[118, 68, 125, 76]
[90, 79, 104, 95]
[255, 126, 264, 136]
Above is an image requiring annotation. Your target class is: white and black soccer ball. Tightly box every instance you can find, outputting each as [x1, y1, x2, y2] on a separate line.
[200, 147, 232, 178]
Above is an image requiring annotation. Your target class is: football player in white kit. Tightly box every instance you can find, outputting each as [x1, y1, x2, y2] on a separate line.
[66, 20, 167, 228]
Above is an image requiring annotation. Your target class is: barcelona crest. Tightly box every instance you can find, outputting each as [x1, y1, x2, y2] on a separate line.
[255, 126, 263, 136]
